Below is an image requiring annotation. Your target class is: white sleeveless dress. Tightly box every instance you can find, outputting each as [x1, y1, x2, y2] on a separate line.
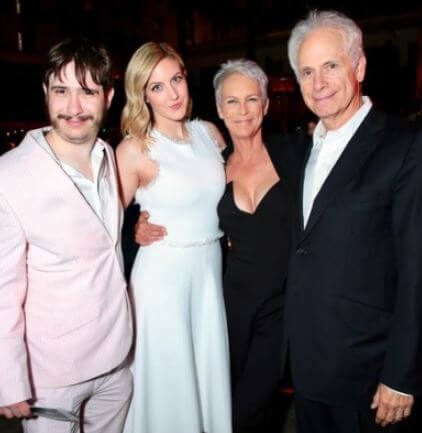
[123, 120, 232, 433]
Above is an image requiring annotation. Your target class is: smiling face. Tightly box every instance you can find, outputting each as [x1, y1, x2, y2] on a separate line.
[145, 57, 189, 127]
[217, 73, 268, 140]
[44, 61, 113, 147]
[298, 27, 366, 131]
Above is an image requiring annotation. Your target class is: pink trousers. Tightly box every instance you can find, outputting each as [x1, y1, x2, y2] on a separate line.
[22, 367, 133, 433]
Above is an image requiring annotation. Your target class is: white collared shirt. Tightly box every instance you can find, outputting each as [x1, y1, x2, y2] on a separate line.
[38, 128, 114, 237]
[303, 97, 372, 226]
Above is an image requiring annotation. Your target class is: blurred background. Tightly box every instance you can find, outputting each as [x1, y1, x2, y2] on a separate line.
[1, 0, 422, 154]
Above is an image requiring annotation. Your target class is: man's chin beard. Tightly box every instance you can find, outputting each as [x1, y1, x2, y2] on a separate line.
[58, 132, 96, 145]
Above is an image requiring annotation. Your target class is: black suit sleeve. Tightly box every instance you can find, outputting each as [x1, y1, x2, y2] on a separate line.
[381, 127, 422, 396]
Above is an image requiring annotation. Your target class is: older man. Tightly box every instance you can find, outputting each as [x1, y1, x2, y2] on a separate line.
[284, 10, 422, 433]
[0, 38, 133, 433]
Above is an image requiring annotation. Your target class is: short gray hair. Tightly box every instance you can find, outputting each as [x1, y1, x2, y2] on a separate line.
[213, 59, 268, 106]
[288, 10, 364, 80]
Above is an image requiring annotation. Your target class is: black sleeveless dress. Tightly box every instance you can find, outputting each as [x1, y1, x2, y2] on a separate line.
[217, 134, 304, 433]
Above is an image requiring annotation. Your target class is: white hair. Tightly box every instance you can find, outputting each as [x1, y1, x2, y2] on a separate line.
[213, 59, 268, 106]
[288, 10, 364, 80]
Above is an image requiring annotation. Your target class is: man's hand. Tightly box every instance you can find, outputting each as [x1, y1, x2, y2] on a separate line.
[135, 211, 167, 246]
[0, 401, 32, 419]
[371, 383, 414, 427]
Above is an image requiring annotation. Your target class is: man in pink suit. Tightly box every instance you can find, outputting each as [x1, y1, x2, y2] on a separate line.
[0, 37, 133, 432]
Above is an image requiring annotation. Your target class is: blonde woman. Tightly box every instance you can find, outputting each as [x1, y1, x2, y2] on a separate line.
[117, 42, 232, 433]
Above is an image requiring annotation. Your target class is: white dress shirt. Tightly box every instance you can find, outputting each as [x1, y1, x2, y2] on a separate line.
[38, 128, 114, 236]
[303, 96, 372, 226]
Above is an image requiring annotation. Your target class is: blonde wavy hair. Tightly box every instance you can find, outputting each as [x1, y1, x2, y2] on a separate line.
[121, 42, 192, 151]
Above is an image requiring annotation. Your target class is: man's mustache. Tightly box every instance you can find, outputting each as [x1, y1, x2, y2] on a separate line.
[57, 114, 94, 121]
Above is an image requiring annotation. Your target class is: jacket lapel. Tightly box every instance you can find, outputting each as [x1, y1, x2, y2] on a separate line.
[24, 130, 115, 244]
[297, 138, 312, 234]
[103, 143, 122, 244]
[298, 109, 386, 243]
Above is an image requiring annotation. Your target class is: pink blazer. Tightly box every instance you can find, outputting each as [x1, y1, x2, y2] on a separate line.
[0, 129, 133, 406]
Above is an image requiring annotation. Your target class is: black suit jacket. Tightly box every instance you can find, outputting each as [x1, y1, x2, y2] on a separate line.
[284, 108, 422, 407]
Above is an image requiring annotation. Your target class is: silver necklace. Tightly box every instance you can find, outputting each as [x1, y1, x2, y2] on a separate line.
[154, 127, 191, 144]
